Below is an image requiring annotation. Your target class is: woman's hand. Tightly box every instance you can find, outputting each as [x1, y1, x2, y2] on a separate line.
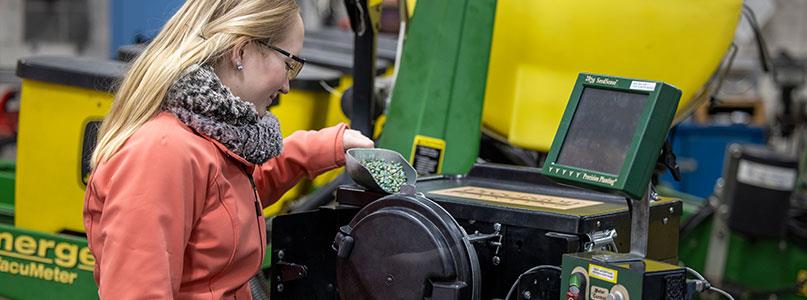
[343, 129, 374, 151]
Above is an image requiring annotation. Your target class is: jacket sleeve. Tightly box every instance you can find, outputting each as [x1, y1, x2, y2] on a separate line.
[253, 123, 347, 207]
[89, 137, 206, 299]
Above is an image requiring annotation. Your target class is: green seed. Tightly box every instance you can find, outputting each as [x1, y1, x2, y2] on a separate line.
[362, 159, 407, 193]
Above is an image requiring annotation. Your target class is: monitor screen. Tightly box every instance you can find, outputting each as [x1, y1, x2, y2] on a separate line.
[556, 87, 648, 175]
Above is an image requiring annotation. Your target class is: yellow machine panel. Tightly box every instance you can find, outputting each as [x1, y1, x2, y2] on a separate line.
[482, 0, 742, 152]
[15, 80, 112, 233]
[15, 59, 344, 230]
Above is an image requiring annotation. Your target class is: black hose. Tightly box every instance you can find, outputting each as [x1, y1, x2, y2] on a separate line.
[742, 4, 778, 80]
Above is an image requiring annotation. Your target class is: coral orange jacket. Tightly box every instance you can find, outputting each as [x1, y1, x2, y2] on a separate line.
[84, 112, 346, 299]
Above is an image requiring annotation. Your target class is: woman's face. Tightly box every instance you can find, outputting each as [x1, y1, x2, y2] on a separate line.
[220, 13, 305, 116]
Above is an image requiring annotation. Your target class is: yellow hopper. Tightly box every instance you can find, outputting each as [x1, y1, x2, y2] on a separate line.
[482, 0, 743, 151]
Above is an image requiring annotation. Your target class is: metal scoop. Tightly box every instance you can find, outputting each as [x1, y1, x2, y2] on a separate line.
[345, 148, 417, 194]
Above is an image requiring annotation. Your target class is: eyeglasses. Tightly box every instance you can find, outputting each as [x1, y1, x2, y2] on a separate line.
[255, 40, 305, 80]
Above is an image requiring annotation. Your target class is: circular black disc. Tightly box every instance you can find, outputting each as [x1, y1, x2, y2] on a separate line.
[336, 194, 479, 300]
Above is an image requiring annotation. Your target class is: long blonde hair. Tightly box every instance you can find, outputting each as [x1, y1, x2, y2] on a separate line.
[91, 0, 299, 169]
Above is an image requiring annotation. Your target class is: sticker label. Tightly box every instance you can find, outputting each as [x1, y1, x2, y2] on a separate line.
[428, 186, 601, 210]
[589, 264, 618, 283]
[629, 81, 656, 91]
[737, 160, 796, 191]
[410, 135, 445, 175]
[591, 286, 609, 300]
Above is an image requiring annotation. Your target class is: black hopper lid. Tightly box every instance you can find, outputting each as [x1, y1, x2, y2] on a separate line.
[333, 193, 480, 299]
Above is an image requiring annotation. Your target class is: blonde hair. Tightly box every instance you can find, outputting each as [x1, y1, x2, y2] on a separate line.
[91, 0, 299, 168]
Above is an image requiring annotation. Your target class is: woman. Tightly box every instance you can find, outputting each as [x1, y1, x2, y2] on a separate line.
[83, 0, 373, 298]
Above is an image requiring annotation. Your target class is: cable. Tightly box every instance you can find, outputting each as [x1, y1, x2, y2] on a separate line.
[688, 264, 805, 299]
[685, 267, 737, 300]
[710, 286, 736, 300]
[685, 267, 706, 281]
[318, 80, 343, 97]
[741, 4, 778, 81]
[504, 265, 561, 300]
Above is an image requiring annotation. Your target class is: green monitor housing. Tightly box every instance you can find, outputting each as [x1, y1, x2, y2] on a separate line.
[543, 73, 682, 199]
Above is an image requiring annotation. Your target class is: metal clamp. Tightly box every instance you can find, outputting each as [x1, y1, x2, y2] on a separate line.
[584, 229, 618, 252]
[466, 223, 504, 264]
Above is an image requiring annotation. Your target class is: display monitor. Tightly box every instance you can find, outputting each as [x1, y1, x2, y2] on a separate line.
[543, 73, 681, 199]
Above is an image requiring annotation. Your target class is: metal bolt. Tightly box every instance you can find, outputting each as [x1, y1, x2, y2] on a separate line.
[326, 283, 334, 292]
[669, 207, 674, 214]
[277, 250, 285, 260]
[662, 217, 669, 225]
[385, 274, 394, 286]
[277, 283, 284, 292]
[596, 221, 602, 228]
[493, 223, 502, 232]
[492, 256, 501, 265]
[523, 290, 532, 299]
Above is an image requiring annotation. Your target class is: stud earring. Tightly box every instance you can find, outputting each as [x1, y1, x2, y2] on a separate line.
[236, 63, 244, 71]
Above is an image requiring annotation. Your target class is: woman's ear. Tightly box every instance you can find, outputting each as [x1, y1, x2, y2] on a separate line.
[229, 39, 249, 70]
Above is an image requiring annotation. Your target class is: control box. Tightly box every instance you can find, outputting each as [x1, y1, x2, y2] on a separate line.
[560, 251, 686, 300]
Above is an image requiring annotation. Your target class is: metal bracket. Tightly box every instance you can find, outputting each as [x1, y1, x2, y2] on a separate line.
[704, 178, 729, 284]
[466, 223, 504, 256]
[584, 229, 618, 252]
[629, 182, 655, 258]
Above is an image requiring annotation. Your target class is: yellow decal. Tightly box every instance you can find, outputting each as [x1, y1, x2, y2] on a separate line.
[0, 232, 95, 285]
[429, 186, 601, 210]
[589, 264, 618, 284]
[410, 135, 446, 175]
